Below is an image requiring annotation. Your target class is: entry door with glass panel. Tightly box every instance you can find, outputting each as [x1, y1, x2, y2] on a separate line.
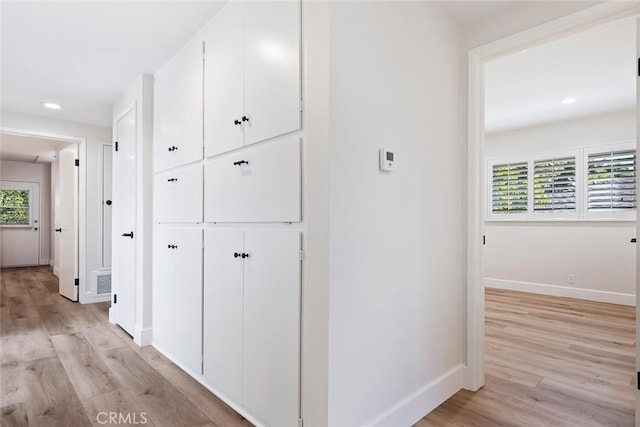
[0, 181, 40, 267]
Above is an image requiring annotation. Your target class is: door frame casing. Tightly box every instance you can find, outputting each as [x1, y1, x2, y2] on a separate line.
[465, 1, 640, 392]
[1, 126, 85, 297]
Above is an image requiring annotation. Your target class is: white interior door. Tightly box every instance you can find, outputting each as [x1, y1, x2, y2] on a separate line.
[0, 181, 40, 268]
[115, 107, 137, 335]
[103, 144, 113, 268]
[635, 15, 639, 425]
[57, 146, 78, 300]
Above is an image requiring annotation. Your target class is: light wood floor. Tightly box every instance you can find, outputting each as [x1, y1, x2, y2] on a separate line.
[417, 288, 636, 427]
[0, 266, 252, 427]
[1, 268, 636, 426]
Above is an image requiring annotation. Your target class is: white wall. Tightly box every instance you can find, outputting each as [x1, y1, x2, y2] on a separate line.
[327, 3, 464, 425]
[485, 109, 636, 305]
[1, 110, 112, 303]
[0, 160, 52, 264]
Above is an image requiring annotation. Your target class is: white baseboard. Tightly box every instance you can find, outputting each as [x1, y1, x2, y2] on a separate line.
[365, 365, 464, 427]
[53, 267, 60, 278]
[134, 327, 153, 347]
[486, 278, 635, 306]
[49, 259, 54, 267]
[39, 258, 49, 266]
[108, 306, 116, 324]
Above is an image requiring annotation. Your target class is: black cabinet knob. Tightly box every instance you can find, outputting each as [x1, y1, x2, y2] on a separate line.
[55, 228, 62, 232]
[105, 200, 112, 206]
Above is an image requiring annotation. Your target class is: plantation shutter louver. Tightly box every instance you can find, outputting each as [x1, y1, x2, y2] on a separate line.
[533, 156, 576, 212]
[587, 150, 636, 210]
[492, 162, 528, 213]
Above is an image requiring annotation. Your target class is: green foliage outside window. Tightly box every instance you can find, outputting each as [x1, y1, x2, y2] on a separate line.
[0, 190, 30, 225]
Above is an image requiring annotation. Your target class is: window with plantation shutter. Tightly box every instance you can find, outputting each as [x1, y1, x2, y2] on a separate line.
[533, 156, 576, 212]
[587, 149, 636, 211]
[491, 162, 528, 214]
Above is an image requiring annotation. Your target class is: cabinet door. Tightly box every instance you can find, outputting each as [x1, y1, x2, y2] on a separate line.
[152, 225, 175, 354]
[154, 38, 203, 172]
[203, 2, 244, 157]
[171, 228, 203, 374]
[204, 137, 301, 223]
[203, 229, 244, 402]
[154, 165, 203, 223]
[244, 1, 301, 146]
[243, 230, 301, 427]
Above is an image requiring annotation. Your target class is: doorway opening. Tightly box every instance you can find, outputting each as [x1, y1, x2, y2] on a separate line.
[466, 2, 640, 423]
[0, 129, 82, 301]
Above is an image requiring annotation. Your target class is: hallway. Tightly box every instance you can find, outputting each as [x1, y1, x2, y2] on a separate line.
[0, 266, 251, 426]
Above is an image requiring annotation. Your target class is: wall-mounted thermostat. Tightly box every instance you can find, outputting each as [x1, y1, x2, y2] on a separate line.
[379, 148, 395, 172]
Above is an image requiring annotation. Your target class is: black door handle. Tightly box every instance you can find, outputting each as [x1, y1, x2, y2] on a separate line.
[105, 200, 112, 206]
[167, 244, 177, 249]
[234, 119, 242, 125]
[168, 146, 178, 152]
[167, 178, 178, 182]
[234, 252, 241, 258]
[233, 160, 249, 166]
[122, 232, 134, 239]
[241, 253, 250, 258]
[241, 116, 249, 122]
[55, 228, 62, 232]
[631, 238, 636, 243]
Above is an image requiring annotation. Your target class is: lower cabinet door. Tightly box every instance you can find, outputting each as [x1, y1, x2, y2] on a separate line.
[243, 230, 301, 427]
[203, 229, 244, 402]
[153, 226, 202, 375]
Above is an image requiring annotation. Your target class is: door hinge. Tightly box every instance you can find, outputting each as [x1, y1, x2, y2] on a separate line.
[637, 372, 640, 390]
[299, 249, 304, 262]
[637, 58, 639, 77]
[482, 235, 486, 245]
[74, 278, 79, 287]
[114, 294, 117, 304]
[115, 141, 119, 152]
[298, 418, 303, 427]
[74, 159, 79, 167]
[300, 99, 304, 111]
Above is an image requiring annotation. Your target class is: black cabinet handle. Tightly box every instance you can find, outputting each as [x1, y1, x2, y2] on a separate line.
[241, 253, 250, 259]
[233, 160, 249, 166]
[234, 119, 242, 125]
[631, 238, 637, 243]
[167, 178, 178, 182]
[55, 228, 62, 232]
[234, 252, 241, 258]
[105, 200, 112, 206]
[241, 116, 249, 122]
[121, 232, 134, 239]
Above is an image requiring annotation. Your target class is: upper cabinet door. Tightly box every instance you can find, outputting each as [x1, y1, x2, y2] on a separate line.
[154, 38, 203, 172]
[244, 1, 301, 146]
[204, 2, 245, 158]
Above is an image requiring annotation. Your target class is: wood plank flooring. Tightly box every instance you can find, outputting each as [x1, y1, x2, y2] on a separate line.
[0, 266, 252, 427]
[2, 268, 635, 426]
[417, 288, 636, 427]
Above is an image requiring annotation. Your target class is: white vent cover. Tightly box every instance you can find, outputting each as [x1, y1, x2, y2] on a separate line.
[91, 269, 112, 295]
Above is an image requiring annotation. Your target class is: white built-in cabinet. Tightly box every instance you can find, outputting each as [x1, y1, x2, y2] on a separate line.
[154, 165, 203, 223]
[152, 226, 203, 375]
[204, 0, 301, 157]
[204, 137, 301, 223]
[203, 230, 301, 427]
[154, 38, 203, 173]
[152, 1, 302, 426]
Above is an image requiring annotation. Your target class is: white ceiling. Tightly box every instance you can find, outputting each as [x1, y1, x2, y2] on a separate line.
[485, 17, 636, 134]
[1, 1, 224, 128]
[0, 133, 72, 163]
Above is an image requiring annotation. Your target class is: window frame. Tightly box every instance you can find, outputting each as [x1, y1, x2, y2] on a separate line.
[530, 149, 580, 221]
[583, 141, 636, 221]
[486, 157, 530, 221]
[0, 181, 35, 228]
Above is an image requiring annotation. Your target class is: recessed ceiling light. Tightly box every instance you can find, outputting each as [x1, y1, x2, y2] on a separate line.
[561, 97, 576, 104]
[43, 102, 61, 110]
